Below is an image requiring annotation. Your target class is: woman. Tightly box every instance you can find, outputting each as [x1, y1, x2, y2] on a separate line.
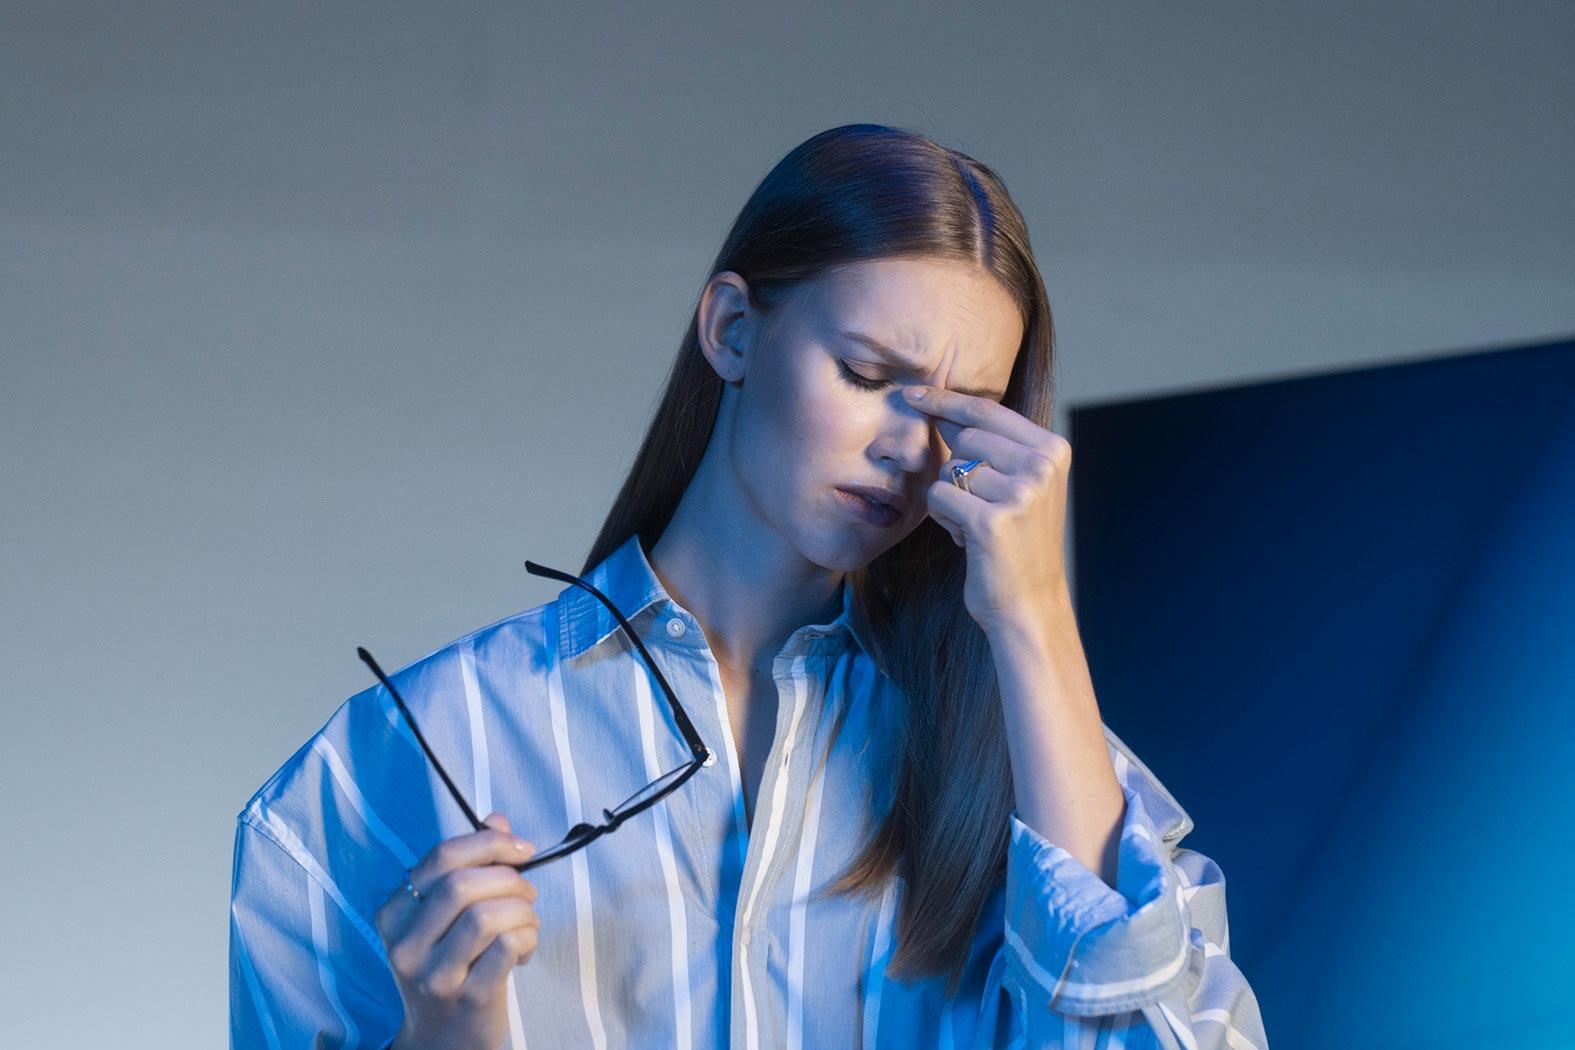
[230, 123, 1269, 1049]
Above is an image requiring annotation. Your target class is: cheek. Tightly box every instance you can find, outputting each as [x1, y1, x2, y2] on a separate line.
[794, 370, 876, 463]
[738, 365, 870, 484]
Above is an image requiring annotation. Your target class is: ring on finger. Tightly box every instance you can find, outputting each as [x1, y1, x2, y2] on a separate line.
[403, 869, 425, 904]
[950, 458, 987, 495]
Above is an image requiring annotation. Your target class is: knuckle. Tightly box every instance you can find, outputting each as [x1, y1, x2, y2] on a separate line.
[415, 972, 448, 1001]
[498, 928, 528, 957]
[446, 866, 482, 898]
[458, 904, 491, 940]
[1047, 432, 1072, 459]
[428, 875, 461, 911]
[388, 942, 419, 977]
[459, 977, 493, 1007]
[485, 898, 515, 932]
[429, 839, 459, 872]
[434, 868, 481, 909]
[516, 925, 540, 958]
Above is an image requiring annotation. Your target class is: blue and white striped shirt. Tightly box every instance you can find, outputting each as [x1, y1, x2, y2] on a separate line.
[230, 532, 1268, 1049]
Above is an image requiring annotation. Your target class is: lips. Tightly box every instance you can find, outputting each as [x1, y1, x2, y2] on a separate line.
[840, 484, 906, 517]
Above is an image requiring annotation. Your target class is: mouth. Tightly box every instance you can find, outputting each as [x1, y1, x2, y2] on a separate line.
[836, 487, 903, 527]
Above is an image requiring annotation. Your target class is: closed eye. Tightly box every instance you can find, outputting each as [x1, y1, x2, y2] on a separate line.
[837, 359, 893, 391]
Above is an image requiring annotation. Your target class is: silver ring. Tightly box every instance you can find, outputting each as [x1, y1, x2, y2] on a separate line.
[950, 458, 985, 495]
[403, 871, 425, 904]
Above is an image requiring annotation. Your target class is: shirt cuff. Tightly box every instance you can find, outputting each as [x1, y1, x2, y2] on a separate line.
[1002, 777, 1191, 1017]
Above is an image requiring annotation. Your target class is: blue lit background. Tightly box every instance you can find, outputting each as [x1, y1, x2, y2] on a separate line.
[1069, 336, 1575, 1048]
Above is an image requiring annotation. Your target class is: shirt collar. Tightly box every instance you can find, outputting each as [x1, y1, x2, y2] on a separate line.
[555, 532, 873, 662]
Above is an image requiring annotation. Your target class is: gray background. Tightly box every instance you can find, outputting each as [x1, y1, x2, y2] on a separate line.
[2, 2, 1571, 1045]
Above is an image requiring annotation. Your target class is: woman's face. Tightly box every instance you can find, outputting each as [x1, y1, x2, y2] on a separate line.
[701, 255, 1026, 571]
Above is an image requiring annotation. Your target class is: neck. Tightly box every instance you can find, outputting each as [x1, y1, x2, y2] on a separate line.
[647, 439, 842, 678]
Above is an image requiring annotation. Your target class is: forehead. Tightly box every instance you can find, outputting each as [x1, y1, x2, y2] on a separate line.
[802, 256, 1023, 376]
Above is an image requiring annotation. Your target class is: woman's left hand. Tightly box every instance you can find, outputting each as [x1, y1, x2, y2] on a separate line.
[903, 383, 1072, 636]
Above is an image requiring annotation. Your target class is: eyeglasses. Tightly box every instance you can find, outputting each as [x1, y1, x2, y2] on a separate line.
[356, 556, 712, 874]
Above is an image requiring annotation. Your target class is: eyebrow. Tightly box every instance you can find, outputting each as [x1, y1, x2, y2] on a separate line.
[838, 330, 1007, 401]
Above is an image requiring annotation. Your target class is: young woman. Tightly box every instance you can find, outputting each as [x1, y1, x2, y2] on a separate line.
[230, 123, 1268, 1050]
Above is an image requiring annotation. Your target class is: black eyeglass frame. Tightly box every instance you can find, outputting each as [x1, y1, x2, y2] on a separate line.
[356, 557, 712, 874]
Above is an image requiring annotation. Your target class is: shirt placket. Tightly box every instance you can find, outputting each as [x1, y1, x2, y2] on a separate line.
[726, 632, 840, 1050]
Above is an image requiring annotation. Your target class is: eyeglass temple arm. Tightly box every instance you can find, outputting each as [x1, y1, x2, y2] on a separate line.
[357, 646, 488, 832]
[525, 559, 711, 765]
[352, 559, 712, 845]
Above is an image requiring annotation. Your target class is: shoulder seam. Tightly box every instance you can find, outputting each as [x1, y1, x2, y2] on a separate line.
[391, 602, 551, 681]
[237, 804, 390, 965]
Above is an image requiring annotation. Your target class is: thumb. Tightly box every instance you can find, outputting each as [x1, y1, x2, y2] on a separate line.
[482, 810, 513, 834]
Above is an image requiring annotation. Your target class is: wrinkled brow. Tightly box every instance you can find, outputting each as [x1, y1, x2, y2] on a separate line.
[838, 330, 1007, 401]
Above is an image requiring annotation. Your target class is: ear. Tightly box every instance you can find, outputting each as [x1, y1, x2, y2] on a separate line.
[696, 271, 755, 385]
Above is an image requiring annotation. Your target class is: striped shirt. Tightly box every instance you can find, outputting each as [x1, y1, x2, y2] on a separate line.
[230, 532, 1269, 1049]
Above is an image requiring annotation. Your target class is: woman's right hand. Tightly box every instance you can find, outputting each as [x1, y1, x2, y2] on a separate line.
[375, 811, 541, 1050]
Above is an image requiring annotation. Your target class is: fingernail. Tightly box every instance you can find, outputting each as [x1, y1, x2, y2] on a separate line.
[905, 386, 926, 400]
[515, 838, 531, 853]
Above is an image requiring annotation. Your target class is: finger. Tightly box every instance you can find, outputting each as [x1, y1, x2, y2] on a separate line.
[384, 815, 532, 947]
[426, 896, 539, 982]
[376, 867, 433, 942]
[400, 863, 537, 955]
[919, 492, 962, 542]
[904, 385, 1046, 447]
[925, 478, 988, 541]
[466, 934, 518, 995]
[929, 422, 1049, 481]
[460, 925, 540, 1000]
[923, 500, 967, 548]
[458, 935, 517, 1002]
[408, 812, 535, 894]
[936, 458, 1016, 503]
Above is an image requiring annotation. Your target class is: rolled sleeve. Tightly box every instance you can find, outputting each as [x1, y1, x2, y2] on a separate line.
[986, 745, 1271, 1050]
[1001, 776, 1191, 1019]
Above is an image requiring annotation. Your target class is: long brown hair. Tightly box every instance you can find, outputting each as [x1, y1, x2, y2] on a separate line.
[577, 123, 1056, 995]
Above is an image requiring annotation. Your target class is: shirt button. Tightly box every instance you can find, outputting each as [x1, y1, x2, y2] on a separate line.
[703, 749, 718, 766]
[666, 617, 686, 638]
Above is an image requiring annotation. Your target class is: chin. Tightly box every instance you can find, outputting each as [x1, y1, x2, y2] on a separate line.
[818, 519, 909, 572]
[803, 539, 866, 574]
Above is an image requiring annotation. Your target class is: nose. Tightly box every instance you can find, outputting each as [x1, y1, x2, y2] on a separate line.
[882, 396, 949, 479]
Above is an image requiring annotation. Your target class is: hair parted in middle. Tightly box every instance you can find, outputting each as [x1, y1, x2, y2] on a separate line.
[578, 122, 1057, 996]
